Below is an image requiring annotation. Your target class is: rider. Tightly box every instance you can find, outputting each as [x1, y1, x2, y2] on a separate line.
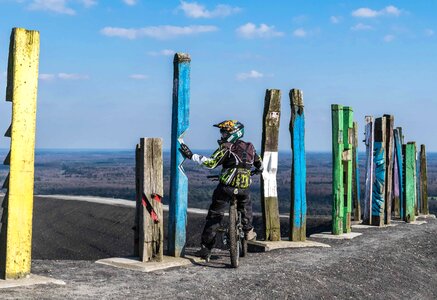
[180, 120, 263, 259]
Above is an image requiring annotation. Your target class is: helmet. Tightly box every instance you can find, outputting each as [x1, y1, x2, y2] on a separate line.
[213, 120, 244, 143]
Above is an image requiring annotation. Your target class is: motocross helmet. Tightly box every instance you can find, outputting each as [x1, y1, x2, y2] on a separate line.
[213, 120, 244, 143]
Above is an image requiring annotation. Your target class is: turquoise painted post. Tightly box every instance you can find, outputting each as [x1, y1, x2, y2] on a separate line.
[168, 53, 190, 257]
[372, 117, 386, 226]
[393, 128, 404, 219]
[289, 89, 306, 241]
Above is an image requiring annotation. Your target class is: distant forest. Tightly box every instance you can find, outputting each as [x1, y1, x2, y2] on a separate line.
[0, 149, 436, 216]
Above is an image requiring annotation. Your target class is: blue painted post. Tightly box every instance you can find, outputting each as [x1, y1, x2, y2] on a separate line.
[168, 53, 190, 257]
[372, 117, 386, 226]
[393, 128, 404, 219]
[289, 89, 306, 241]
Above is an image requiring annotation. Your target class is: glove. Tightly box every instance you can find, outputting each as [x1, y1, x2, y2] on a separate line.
[179, 143, 193, 159]
[252, 166, 263, 175]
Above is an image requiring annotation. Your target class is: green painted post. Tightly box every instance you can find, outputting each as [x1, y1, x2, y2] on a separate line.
[403, 142, 416, 223]
[342, 107, 353, 233]
[331, 105, 344, 235]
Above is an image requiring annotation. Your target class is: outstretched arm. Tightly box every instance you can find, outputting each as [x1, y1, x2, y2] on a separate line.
[180, 143, 227, 169]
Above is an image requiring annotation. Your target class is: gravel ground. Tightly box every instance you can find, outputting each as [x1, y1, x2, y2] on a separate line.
[1, 197, 436, 299]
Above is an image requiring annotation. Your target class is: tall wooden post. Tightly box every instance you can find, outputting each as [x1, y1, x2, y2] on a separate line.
[289, 89, 306, 241]
[0, 28, 40, 280]
[168, 53, 190, 257]
[352, 122, 361, 222]
[331, 105, 344, 235]
[363, 116, 374, 225]
[342, 107, 353, 233]
[134, 144, 141, 257]
[372, 117, 386, 226]
[420, 145, 428, 215]
[415, 151, 420, 216]
[393, 128, 404, 219]
[136, 138, 164, 262]
[403, 142, 416, 222]
[383, 115, 394, 224]
[261, 89, 281, 241]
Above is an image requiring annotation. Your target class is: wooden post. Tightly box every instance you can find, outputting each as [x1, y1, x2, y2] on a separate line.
[331, 105, 344, 235]
[134, 144, 141, 257]
[0, 28, 40, 280]
[168, 53, 190, 257]
[383, 115, 394, 224]
[393, 128, 404, 219]
[420, 145, 428, 215]
[403, 142, 416, 222]
[372, 117, 386, 226]
[352, 122, 361, 222]
[261, 89, 281, 241]
[363, 116, 374, 225]
[415, 151, 420, 216]
[136, 138, 164, 262]
[342, 107, 353, 233]
[289, 89, 306, 241]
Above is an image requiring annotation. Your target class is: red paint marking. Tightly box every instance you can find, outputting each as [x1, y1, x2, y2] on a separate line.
[142, 193, 160, 223]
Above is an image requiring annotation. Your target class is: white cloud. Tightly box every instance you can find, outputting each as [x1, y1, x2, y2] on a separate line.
[39, 73, 56, 81]
[58, 73, 90, 80]
[425, 29, 434, 37]
[352, 5, 402, 18]
[292, 15, 307, 24]
[38, 73, 89, 80]
[178, 1, 240, 18]
[351, 23, 373, 31]
[123, 0, 137, 6]
[330, 16, 341, 24]
[28, 0, 76, 15]
[27, 0, 96, 15]
[293, 28, 307, 38]
[81, 0, 97, 8]
[236, 23, 283, 39]
[129, 74, 148, 80]
[236, 70, 264, 81]
[147, 49, 176, 56]
[100, 25, 218, 40]
[383, 34, 395, 42]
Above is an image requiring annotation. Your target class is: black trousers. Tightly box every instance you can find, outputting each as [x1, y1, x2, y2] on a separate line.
[201, 184, 253, 249]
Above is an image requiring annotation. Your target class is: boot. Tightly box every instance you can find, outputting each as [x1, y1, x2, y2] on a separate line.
[245, 228, 257, 241]
[196, 244, 211, 260]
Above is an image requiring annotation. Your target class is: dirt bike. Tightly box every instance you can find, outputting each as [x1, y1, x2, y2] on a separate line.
[207, 171, 257, 268]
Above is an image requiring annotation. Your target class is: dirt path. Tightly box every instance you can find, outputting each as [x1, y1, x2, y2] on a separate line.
[2, 197, 436, 299]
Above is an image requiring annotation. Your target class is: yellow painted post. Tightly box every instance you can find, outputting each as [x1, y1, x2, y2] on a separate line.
[0, 28, 40, 280]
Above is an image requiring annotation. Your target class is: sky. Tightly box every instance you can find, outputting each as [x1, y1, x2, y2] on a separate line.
[0, 0, 436, 151]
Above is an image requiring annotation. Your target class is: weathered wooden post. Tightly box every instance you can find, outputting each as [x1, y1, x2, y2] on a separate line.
[383, 115, 394, 224]
[289, 89, 306, 241]
[352, 122, 361, 222]
[363, 116, 374, 224]
[0, 28, 40, 279]
[135, 138, 164, 262]
[261, 89, 281, 241]
[168, 53, 190, 257]
[331, 105, 344, 234]
[342, 107, 353, 232]
[420, 145, 428, 215]
[393, 128, 404, 219]
[415, 151, 420, 216]
[372, 117, 386, 226]
[403, 142, 416, 222]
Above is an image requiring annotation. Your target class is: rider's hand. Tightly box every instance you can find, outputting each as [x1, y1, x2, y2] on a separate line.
[179, 143, 193, 159]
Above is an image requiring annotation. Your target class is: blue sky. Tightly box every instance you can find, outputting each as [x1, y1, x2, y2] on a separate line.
[0, 0, 436, 151]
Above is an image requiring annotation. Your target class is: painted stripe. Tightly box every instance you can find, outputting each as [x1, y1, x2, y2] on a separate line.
[261, 151, 278, 198]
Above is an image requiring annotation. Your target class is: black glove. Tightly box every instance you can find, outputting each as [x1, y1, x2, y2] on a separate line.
[180, 143, 193, 159]
[252, 166, 263, 175]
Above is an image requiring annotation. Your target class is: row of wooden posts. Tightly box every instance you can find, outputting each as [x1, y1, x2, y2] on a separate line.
[0, 28, 430, 279]
[134, 53, 430, 262]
